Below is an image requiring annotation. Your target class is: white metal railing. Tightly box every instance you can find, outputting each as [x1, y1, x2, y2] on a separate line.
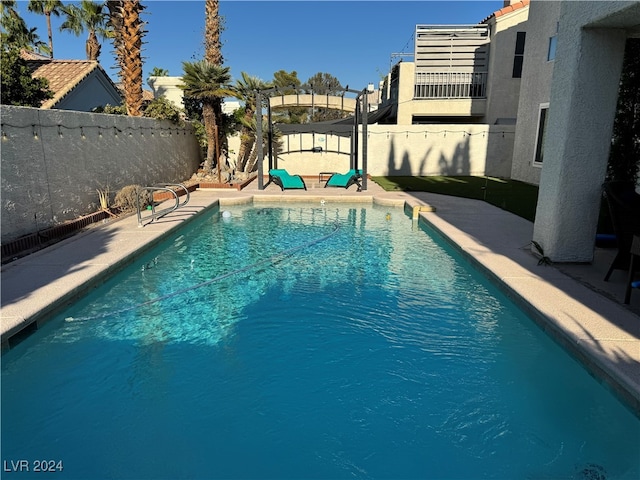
[414, 72, 488, 99]
[137, 183, 190, 227]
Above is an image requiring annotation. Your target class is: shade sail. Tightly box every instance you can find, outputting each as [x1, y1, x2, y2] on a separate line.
[274, 105, 393, 136]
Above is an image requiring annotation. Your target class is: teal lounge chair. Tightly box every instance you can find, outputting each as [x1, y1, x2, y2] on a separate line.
[325, 169, 362, 190]
[269, 169, 307, 190]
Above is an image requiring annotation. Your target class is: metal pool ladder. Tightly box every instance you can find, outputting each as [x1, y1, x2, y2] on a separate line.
[137, 183, 190, 227]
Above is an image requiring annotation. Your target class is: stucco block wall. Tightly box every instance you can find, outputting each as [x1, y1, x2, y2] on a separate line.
[274, 132, 353, 175]
[1, 106, 202, 243]
[365, 125, 514, 177]
[260, 124, 515, 178]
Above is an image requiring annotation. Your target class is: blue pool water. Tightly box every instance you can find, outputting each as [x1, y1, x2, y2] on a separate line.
[2, 203, 639, 479]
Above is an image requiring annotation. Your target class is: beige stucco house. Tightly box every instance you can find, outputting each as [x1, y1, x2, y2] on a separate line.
[379, 0, 530, 125]
[147, 75, 240, 115]
[378, 0, 640, 264]
[147, 76, 185, 108]
[520, 0, 640, 263]
[509, 1, 560, 186]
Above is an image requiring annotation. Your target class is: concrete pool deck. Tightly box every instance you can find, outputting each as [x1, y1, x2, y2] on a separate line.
[1, 178, 639, 413]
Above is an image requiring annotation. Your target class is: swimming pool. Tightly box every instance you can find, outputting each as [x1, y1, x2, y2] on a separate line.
[2, 203, 639, 479]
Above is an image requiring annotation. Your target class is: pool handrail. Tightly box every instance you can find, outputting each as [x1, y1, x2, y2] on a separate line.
[136, 183, 190, 227]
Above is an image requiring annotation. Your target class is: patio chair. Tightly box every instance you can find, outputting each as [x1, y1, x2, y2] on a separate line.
[602, 181, 640, 281]
[325, 169, 362, 191]
[624, 234, 640, 304]
[269, 169, 307, 190]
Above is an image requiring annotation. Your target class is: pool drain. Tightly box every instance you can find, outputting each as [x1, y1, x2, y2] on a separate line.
[579, 463, 607, 480]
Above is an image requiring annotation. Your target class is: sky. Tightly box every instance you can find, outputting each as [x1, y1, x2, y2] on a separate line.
[17, 0, 505, 92]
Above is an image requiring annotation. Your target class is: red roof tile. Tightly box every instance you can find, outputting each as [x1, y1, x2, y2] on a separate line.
[481, 0, 530, 23]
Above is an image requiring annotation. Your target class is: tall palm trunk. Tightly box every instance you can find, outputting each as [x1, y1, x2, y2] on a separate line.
[240, 135, 256, 173]
[235, 130, 251, 173]
[245, 125, 271, 174]
[236, 108, 255, 173]
[27, 1, 63, 58]
[86, 30, 100, 60]
[244, 141, 260, 174]
[108, 0, 145, 116]
[204, 0, 222, 65]
[204, 0, 223, 172]
[45, 11, 53, 57]
[202, 102, 216, 172]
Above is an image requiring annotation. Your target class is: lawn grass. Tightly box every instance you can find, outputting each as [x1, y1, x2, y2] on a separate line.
[372, 175, 540, 222]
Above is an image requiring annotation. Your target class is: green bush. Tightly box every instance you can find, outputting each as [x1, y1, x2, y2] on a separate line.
[0, 46, 53, 107]
[143, 97, 184, 125]
[92, 104, 127, 115]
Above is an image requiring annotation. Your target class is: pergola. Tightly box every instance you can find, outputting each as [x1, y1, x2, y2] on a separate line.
[254, 85, 372, 191]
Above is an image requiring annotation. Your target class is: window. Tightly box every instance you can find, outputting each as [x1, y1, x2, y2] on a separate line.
[548, 35, 557, 61]
[534, 104, 549, 165]
[513, 31, 526, 78]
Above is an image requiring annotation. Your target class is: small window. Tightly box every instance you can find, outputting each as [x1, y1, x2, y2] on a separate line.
[513, 31, 526, 78]
[548, 35, 557, 61]
[513, 56, 524, 78]
[534, 104, 549, 165]
[515, 31, 526, 54]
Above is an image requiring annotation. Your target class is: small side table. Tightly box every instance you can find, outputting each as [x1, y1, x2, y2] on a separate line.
[318, 172, 337, 183]
[624, 234, 640, 304]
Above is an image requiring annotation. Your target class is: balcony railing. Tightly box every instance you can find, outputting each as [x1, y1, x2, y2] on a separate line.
[414, 71, 488, 99]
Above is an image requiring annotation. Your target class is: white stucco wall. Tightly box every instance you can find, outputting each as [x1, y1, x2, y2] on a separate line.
[532, 1, 640, 262]
[509, 0, 561, 185]
[483, 4, 530, 125]
[147, 76, 240, 115]
[1, 106, 202, 243]
[257, 124, 515, 178]
[148, 76, 185, 108]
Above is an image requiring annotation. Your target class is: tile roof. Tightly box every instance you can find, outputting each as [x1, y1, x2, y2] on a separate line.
[19, 49, 50, 60]
[23, 56, 120, 109]
[481, 0, 530, 23]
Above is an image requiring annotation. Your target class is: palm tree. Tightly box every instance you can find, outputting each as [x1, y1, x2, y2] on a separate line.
[234, 72, 271, 174]
[204, 0, 222, 66]
[245, 122, 282, 175]
[27, 0, 63, 58]
[148, 66, 169, 77]
[59, 0, 110, 61]
[203, 0, 227, 176]
[1, 1, 46, 52]
[107, 0, 145, 116]
[180, 61, 234, 174]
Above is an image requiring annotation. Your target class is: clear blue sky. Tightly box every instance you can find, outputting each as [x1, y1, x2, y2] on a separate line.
[19, 0, 504, 92]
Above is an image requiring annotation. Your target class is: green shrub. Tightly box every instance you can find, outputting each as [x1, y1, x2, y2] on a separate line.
[143, 97, 184, 125]
[1, 46, 53, 107]
[92, 104, 127, 115]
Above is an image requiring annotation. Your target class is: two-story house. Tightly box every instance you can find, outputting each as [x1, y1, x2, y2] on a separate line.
[379, 0, 530, 125]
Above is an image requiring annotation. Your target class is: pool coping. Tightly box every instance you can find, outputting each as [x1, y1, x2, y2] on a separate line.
[1, 188, 638, 415]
